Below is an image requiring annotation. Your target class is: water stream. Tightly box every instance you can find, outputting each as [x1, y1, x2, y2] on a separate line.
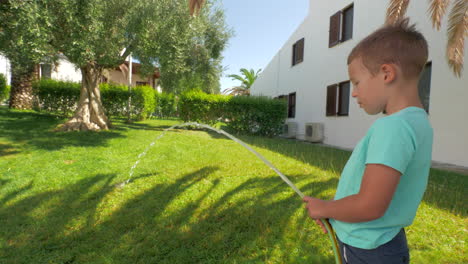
[117, 122, 341, 264]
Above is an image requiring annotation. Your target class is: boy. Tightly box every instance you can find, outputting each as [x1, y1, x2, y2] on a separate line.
[303, 18, 433, 264]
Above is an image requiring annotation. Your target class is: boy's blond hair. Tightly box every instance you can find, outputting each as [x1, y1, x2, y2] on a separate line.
[348, 18, 428, 80]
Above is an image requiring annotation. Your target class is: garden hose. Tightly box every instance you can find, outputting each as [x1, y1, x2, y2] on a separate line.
[124, 122, 343, 263]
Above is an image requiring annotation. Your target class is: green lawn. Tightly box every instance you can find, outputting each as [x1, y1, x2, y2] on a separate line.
[0, 107, 466, 264]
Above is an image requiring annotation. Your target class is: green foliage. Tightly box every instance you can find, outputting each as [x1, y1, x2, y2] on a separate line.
[33, 79, 157, 120]
[32, 79, 80, 116]
[224, 68, 262, 96]
[179, 90, 229, 125]
[179, 91, 287, 136]
[226, 96, 287, 136]
[132, 85, 157, 120]
[155, 92, 178, 118]
[100, 83, 129, 118]
[0, 73, 9, 102]
[0, 1, 55, 74]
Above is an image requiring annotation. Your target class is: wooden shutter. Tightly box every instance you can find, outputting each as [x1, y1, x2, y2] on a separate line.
[326, 84, 338, 116]
[338, 81, 350, 116]
[292, 43, 297, 65]
[288, 92, 296, 118]
[296, 38, 304, 64]
[329, 11, 341, 47]
[342, 5, 354, 42]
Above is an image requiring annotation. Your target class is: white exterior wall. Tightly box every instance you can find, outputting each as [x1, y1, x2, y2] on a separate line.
[251, 0, 468, 167]
[0, 55, 11, 84]
[51, 58, 82, 82]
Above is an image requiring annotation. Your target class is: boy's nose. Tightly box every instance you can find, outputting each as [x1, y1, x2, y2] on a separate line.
[351, 88, 358, 98]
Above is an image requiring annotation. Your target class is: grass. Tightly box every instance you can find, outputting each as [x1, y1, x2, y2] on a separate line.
[0, 106, 466, 264]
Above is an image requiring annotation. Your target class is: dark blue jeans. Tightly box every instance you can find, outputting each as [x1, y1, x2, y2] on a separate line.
[338, 229, 410, 264]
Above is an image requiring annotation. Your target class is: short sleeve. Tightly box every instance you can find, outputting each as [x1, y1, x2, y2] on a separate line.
[365, 118, 416, 174]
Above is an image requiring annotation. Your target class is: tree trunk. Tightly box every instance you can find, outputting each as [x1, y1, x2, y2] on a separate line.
[9, 62, 37, 110]
[57, 63, 110, 131]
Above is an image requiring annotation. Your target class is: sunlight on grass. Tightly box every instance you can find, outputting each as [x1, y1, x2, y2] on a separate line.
[0, 107, 466, 263]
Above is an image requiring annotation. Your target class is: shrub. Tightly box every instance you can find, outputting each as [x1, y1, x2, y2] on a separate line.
[132, 85, 156, 120]
[0, 74, 9, 103]
[154, 92, 178, 118]
[226, 96, 287, 136]
[179, 91, 287, 136]
[33, 79, 80, 116]
[100, 83, 129, 118]
[33, 80, 157, 120]
[179, 91, 229, 125]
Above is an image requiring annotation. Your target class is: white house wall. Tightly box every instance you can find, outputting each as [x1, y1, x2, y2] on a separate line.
[251, 0, 468, 167]
[0, 55, 11, 85]
[51, 59, 82, 82]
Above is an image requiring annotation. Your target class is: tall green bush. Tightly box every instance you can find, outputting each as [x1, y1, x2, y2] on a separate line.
[132, 85, 156, 120]
[32, 79, 80, 116]
[226, 96, 287, 136]
[155, 92, 178, 118]
[0, 73, 9, 103]
[179, 91, 229, 125]
[179, 91, 287, 136]
[100, 83, 129, 118]
[33, 79, 157, 120]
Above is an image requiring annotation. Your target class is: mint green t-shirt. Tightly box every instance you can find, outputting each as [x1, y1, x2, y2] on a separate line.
[329, 107, 433, 249]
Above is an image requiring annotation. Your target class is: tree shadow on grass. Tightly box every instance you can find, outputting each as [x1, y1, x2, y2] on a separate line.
[0, 107, 125, 151]
[0, 167, 336, 263]
[197, 128, 467, 220]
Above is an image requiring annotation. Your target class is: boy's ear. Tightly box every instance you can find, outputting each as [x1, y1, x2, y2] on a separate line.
[380, 64, 397, 84]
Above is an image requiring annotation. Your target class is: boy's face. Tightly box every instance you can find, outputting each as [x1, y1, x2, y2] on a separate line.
[348, 58, 388, 115]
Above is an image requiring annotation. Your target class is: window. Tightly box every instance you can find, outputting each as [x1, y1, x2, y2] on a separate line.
[136, 81, 149, 86]
[288, 92, 296, 118]
[40, 64, 52, 79]
[292, 38, 305, 66]
[329, 4, 354, 48]
[418, 62, 432, 113]
[326, 81, 350, 116]
[338, 81, 350, 115]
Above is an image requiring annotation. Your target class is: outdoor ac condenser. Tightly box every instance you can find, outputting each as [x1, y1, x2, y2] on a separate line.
[304, 123, 324, 143]
[282, 122, 297, 138]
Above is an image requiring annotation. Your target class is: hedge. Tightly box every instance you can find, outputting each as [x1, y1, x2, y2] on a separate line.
[154, 92, 178, 118]
[33, 79, 157, 120]
[179, 91, 287, 136]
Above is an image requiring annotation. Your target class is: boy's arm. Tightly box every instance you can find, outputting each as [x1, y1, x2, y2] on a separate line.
[304, 163, 401, 222]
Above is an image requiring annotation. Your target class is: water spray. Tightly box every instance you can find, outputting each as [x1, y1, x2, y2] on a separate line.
[121, 122, 342, 264]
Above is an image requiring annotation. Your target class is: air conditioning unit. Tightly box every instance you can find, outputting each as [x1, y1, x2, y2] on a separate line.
[305, 123, 324, 142]
[282, 122, 297, 138]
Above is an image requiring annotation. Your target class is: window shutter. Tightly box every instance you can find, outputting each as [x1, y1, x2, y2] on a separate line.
[329, 11, 341, 47]
[292, 43, 297, 65]
[338, 81, 350, 116]
[288, 92, 296, 118]
[326, 84, 338, 116]
[342, 5, 354, 42]
[296, 38, 304, 63]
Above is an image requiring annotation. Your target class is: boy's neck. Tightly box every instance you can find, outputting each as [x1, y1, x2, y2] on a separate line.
[385, 81, 424, 115]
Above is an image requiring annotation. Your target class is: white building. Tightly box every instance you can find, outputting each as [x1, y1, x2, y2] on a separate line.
[251, 0, 468, 167]
[0, 55, 11, 84]
[0, 54, 160, 89]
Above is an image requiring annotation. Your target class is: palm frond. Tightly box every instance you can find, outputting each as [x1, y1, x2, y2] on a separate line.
[189, 0, 205, 16]
[223, 86, 250, 96]
[385, 0, 410, 25]
[428, 0, 451, 30]
[446, 0, 467, 77]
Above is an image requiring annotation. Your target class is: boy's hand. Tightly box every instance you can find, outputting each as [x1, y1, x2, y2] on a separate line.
[303, 196, 328, 234]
